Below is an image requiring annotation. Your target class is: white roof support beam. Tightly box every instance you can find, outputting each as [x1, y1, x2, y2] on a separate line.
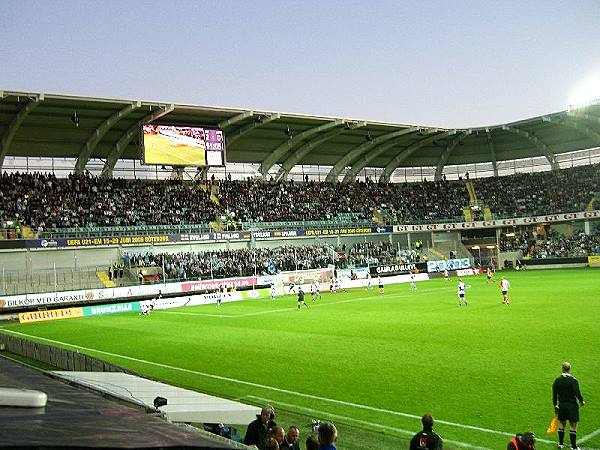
[486, 130, 498, 177]
[0, 94, 44, 170]
[74, 101, 141, 174]
[379, 131, 454, 183]
[194, 166, 210, 181]
[326, 127, 418, 183]
[276, 121, 367, 181]
[226, 113, 280, 147]
[100, 104, 174, 179]
[341, 130, 424, 183]
[218, 111, 254, 130]
[434, 131, 471, 181]
[501, 125, 559, 170]
[260, 119, 345, 177]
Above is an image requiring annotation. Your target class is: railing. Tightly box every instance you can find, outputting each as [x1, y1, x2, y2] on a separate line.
[0, 207, 598, 242]
[0, 266, 107, 296]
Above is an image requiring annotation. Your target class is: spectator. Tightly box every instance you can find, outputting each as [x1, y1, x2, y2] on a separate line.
[244, 405, 277, 450]
[265, 438, 280, 450]
[305, 434, 319, 450]
[317, 422, 337, 450]
[409, 414, 443, 450]
[282, 426, 300, 450]
[507, 432, 536, 450]
[268, 426, 285, 447]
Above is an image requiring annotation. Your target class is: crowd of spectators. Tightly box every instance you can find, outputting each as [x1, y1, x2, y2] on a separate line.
[124, 245, 333, 280]
[471, 163, 600, 218]
[124, 241, 421, 280]
[344, 241, 420, 266]
[500, 226, 600, 258]
[218, 178, 468, 224]
[0, 172, 218, 231]
[1, 164, 598, 232]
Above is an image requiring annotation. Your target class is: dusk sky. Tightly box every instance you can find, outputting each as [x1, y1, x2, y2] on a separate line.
[2, 0, 600, 128]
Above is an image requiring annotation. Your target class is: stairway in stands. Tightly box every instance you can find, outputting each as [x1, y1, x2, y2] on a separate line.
[464, 181, 494, 221]
[586, 192, 600, 211]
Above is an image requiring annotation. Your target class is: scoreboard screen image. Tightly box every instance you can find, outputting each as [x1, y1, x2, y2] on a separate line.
[143, 125, 225, 167]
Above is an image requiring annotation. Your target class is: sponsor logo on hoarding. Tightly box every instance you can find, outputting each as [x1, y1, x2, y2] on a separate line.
[427, 258, 471, 273]
[19, 307, 84, 323]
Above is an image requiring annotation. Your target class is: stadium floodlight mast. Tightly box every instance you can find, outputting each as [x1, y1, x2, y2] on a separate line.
[567, 74, 600, 110]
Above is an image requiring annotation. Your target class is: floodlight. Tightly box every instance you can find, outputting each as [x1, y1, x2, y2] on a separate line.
[568, 75, 600, 109]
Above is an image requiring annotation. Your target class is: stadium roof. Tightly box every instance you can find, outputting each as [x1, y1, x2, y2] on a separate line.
[1, 89, 599, 182]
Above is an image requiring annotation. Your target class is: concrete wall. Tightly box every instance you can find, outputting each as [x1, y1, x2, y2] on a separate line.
[0, 233, 397, 276]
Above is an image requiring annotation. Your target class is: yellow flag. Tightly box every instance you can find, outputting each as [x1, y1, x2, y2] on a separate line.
[547, 415, 558, 434]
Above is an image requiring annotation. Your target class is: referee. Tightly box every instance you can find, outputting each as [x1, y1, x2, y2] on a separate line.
[552, 362, 585, 450]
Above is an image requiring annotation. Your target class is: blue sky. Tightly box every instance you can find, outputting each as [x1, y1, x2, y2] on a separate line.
[1, 0, 599, 127]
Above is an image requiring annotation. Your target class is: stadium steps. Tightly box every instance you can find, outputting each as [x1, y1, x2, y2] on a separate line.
[209, 221, 224, 232]
[209, 185, 220, 206]
[429, 241, 472, 260]
[483, 206, 493, 221]
[465, 180, 478, 204]
[20, 226, 35, 238]
[96, 271, 116, 288]
[462, 207, 473, 222]
[427, 247, 447, 260]
[586, 193, 599, 211]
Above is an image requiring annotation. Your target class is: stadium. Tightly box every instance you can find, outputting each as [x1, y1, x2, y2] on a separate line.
[1, 4, 600, 450]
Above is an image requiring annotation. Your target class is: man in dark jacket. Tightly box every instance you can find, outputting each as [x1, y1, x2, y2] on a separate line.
[244, 405, 277, 450]
[409, 414, 443, 450]
[281, 426, 300, 450]
[507, 432, 536, 450]
[553, 362, 585, 449]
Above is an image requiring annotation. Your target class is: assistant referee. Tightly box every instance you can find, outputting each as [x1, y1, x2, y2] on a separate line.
[552, 362, 585, 450]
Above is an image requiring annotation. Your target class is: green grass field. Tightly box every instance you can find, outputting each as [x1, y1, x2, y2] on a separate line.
[2, 269, 599, 450]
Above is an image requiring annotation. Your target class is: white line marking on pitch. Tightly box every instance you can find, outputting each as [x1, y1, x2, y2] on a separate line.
[247, 395, 492, 450]
[0, 328, 546, 443]
[581, 427, 600, 444]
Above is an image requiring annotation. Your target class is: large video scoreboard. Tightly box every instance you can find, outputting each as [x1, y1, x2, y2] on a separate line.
[142, 124, 225, 167]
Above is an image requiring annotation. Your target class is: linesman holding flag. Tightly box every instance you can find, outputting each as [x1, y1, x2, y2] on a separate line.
[552, 361, 585, 449]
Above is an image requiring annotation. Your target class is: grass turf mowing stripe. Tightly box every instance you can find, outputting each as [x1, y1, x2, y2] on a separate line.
[0, 328, 554, 443]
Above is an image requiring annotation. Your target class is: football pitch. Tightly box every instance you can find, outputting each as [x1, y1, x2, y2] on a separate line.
[2, 268, 599, 450]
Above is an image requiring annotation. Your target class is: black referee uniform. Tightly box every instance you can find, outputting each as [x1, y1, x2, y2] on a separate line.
[552, 373, 584, 422]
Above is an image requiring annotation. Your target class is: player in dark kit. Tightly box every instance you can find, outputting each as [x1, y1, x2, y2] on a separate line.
[296, 287, 309, 310]
[552, 362, 585, 450]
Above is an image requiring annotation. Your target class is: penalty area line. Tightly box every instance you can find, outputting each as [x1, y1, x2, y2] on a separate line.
[0, 328, 554, 444]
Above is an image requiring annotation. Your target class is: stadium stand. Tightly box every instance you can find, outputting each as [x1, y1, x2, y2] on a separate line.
[500, 227, 600, 257]
[470, 163, 600, 218]
[1, 164, 599, 236]
[124, 242, 418, 281]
